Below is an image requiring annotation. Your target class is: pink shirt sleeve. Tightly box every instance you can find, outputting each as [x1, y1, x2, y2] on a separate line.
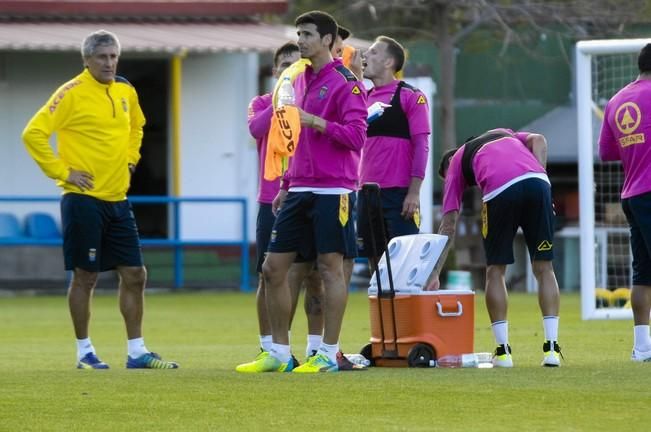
[247, 95, 273, 140]
[404, 88, 430, 180]
[405, 89, 431, 136]
[441, 147, 468, 214]
[598, 104, 620, 161]
[410, 133, 429, 179]
[322, 81, 368, 151]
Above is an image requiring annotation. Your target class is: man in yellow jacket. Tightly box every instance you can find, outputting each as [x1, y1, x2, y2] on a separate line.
[22, 29, 178, 370]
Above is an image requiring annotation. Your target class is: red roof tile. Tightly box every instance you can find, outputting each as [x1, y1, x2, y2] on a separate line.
[0, 1, 288, 18]
[0, 21, 295, 53]
[0, 21, 371, 54]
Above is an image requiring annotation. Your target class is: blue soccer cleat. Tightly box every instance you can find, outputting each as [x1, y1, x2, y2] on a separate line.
[126, 352, 179, 369]
[77, 352, 109, 370]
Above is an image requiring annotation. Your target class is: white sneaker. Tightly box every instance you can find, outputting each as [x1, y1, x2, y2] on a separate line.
[541, 340, 562, 367]
[492, 344, 513, 368]
[631, 347, 651, 362]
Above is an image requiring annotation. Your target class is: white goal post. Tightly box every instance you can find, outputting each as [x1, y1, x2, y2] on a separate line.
[576, 38, 651, 320]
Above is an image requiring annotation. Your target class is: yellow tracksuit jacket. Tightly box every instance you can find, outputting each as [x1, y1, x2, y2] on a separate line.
[22, 68, 146, 201]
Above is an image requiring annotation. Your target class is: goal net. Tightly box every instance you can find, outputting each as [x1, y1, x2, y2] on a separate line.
[576, 39, 651, 320]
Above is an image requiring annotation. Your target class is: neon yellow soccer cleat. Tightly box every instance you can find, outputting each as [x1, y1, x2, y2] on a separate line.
[236, 351, 294, 373]
[293, 353, 338, 373]
[492, 344, 513, 368]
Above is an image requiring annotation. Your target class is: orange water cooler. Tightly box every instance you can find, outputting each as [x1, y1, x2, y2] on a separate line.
[364, 290, 474, 367]
[360, 234, 475, 367]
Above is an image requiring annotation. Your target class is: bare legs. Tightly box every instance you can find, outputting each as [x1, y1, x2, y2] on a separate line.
[68, 268, 99, 339]
[262, 252, 296, 345]
[485, 264, 508, 322]
[263, 252, 347, 346]
[316, 253, 347, 345]
[68, 265, 146, 340]
[532, 260, 560, 317]
[117, 266, 147, 339]
[631, 285, 651, 326]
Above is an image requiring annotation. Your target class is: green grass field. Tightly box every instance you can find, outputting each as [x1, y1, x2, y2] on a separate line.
[1, 290, 650, 431]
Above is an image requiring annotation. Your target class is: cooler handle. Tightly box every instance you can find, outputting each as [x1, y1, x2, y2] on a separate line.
[436, 300, 463, 317]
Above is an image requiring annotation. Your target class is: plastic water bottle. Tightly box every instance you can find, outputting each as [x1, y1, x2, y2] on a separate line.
[433, 352, 493, 368]
[277, 76, 295, 107]
[366, 101, 391, 123]
[344, 353, 371, 367]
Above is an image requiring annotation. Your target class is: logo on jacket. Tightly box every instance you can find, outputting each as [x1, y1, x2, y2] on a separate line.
[121, 97, 128, 112]
[615, 102, 645, 147]
[416, 95, 427, 104]
[319, 86, 328, 99]
[48, 80, 81, 113]
[351, 85, 361, 95]
[615, 102, 641, 134]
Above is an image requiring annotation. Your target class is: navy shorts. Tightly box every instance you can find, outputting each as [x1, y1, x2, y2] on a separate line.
[61, 193, 143, 272]
[269, 191, 357, 259]
[622, 192, 651, 285]
[482, 178, 555, 265]
[356, 187, 419, 258]
[255, 203, 275, 273]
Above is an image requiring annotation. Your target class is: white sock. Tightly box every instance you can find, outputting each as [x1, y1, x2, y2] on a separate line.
[543, 316, 559, 341]
[491, 320, 509, 346]
[76, 338, 94, 360]
[270, 343, 291, 363]
[317, 342, 339, 363]
[306, 334, 322, 357]
[633, 325, 651, 351]
[259, 335, 273, 352]
[127, 337, 149, 359]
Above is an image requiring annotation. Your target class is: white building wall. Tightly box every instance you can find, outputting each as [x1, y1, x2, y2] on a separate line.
[178, 52, 258, 242]
[0, 52, 80, 222]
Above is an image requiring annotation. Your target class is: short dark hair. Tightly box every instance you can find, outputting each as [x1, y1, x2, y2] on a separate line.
[338, 25, 351, 41]
[638, 43, 651, 74]
[295, 10, 338, 50]
[438, 148, 459, 179]
[377, 35, 405, 73]
[273, 42, 299, 67]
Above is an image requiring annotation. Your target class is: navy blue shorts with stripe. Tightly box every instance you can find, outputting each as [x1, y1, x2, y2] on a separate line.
[356, 187, 419, 258]
[622, 191, 651, 285]
[61, 193, 143, 272]
[268, 191, 357, 259]
[482, 178, 554, 265]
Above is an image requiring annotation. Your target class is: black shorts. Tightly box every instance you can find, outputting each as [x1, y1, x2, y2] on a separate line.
[61, 193, 143, 272]
[255, 203, 276, 273]
[269, 191, 357, 259]
[622, 192, 651, 285]
[356, 187, 420, 258]
[482, 178, 554, 265]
